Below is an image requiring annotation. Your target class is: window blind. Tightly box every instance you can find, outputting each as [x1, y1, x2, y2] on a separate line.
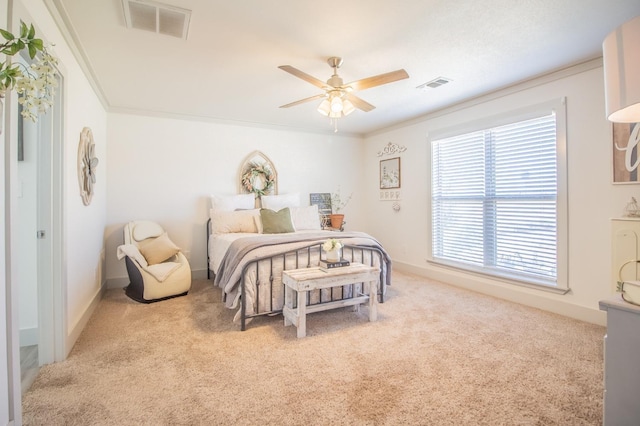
[431, 113, 558, 285]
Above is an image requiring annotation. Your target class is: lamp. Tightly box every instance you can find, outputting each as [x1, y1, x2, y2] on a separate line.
[603, 15, 640, 122]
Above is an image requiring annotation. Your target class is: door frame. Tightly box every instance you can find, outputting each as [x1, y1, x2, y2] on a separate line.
[36, 68, 66, 365]
[4, 1, 67, 422]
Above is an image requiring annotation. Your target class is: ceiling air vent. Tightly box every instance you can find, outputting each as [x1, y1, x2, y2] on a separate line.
[122, 0, 191, 39]
[417, 77, 452, 90]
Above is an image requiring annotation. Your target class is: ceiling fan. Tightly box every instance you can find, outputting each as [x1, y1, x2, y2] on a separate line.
[278, 57, 409, 125]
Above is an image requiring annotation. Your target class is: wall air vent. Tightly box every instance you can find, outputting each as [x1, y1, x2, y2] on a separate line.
[122, 0, 191, 39]
[416, 77, 452, 90]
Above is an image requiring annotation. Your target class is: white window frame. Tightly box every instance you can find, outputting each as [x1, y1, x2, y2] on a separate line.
[427, 98, 568, 293]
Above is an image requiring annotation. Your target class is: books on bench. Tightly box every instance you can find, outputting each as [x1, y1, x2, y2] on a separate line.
[319, 259, 350, 270]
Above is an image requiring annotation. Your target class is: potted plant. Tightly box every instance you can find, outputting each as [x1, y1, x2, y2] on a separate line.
[0, 21, 58, 130]
[329, 187, 352, 230]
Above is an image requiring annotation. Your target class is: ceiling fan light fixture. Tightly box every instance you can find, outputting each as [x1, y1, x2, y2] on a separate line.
[317, 99, 331, 116]
[280, 56, 409, 132]
[330, 96, 344, 113]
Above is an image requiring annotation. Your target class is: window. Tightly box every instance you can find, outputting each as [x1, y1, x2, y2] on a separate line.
[430, 100, 567, 291]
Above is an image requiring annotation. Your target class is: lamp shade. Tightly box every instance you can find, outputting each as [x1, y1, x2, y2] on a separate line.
[317, 99, 331, 116]
[330, 96, 343, 113]
[603, 15, 640, 123]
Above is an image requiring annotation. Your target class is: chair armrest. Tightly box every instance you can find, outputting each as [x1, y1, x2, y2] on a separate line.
[116, 244, 148, 268]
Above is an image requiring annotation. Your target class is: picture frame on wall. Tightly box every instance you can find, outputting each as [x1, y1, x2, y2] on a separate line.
[380, 157, 401, 189]
[309, 193, 332, 228]
[613, 122, 640, 184]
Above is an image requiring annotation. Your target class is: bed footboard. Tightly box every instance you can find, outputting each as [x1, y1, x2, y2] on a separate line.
[238, 243, 387, 331]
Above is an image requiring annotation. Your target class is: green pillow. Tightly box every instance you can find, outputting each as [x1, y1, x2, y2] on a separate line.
[260, 208, 295, 234]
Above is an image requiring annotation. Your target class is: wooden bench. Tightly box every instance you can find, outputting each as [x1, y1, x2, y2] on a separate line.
[282, 263, 380, 338]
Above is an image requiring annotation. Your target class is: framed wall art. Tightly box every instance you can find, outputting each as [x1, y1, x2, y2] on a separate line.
[613, 122, 640, 184]
[77, 127, 98, 205]
[380, 157, 401, 189]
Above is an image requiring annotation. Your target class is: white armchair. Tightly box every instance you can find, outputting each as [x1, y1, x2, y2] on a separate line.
[117, 221, 191, 303]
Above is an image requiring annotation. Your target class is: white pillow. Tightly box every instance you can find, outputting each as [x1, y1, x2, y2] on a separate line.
[132, 221, 164, 242]
[290, 205, 321, 231]
[261, 193, 300, 211]
[209, 209, 260, 234]
[210, 194, 255, 212]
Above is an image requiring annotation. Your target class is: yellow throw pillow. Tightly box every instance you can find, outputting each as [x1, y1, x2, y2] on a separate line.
[260, 208, 295, 234]
[138, 232, 181, 265]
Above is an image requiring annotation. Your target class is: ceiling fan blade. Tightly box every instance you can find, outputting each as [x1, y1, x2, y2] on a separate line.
[278, 65, 332, 90]
[346, 69, 409, 92]
[279, 93, 326, 108]
[345, 93, 375, 112]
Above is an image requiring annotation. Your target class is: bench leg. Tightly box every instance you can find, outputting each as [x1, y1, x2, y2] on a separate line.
[284, 285, 292, 327]
[368, 281, 378, 322]
[297, 289, 306, 338]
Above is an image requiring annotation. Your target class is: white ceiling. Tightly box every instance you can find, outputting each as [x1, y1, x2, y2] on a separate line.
[48, 0, 640, 136]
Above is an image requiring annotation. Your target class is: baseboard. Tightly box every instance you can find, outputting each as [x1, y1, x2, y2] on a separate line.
[65, 280, 107, 358]
[107, 276, 129, 289]
[19, 327, 38, 347]
[393, 261, 607, 326]
[107, 268, 209, 289]
[191, 268, 208, 280]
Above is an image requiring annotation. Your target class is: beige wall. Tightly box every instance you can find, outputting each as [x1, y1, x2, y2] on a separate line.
[363, 60, 628, 325]
[104, 114, 365, 284]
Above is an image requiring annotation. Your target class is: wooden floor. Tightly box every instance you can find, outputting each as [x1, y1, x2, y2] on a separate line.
[20, 345, 39, 395]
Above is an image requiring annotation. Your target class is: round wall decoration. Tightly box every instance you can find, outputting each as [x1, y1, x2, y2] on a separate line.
[77, 127, 98, 206]
[241, 161, 275, 197]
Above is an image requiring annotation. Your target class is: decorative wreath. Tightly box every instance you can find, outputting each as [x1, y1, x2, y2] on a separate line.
[241, 161, 275, 197]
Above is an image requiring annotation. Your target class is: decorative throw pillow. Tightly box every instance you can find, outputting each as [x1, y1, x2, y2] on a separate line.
[210, 193, 255, 212]
[290, 205, 321, 231]
[209, 209, 259, 234]
[260, 208, 295, 234]
[138, 232, 181, 265]
[261, 193, 300, 211]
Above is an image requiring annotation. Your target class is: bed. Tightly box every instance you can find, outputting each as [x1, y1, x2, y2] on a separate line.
[206, 194, 392, 330]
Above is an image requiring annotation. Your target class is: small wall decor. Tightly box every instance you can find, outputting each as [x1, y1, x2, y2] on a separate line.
[77, 127, 98, 206]
[380, 157, 401, 189]
[624, 197, 640, 217]
[377, 142, 407, 157]
[238, 151, 277, 202]
[612, 122, 640, 183]
[380, 189, 401, 201]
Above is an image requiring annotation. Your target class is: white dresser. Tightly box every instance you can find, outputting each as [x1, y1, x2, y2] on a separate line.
[599, 296, 640, 425]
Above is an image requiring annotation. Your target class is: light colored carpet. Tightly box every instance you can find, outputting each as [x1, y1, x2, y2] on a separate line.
[22, 271, 604, 425]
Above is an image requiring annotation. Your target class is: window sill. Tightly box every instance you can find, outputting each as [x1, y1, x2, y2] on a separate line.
[427, 257, 570, 295]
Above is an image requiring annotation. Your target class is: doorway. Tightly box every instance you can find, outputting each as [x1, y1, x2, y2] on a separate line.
[16, 70, 64, 394]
